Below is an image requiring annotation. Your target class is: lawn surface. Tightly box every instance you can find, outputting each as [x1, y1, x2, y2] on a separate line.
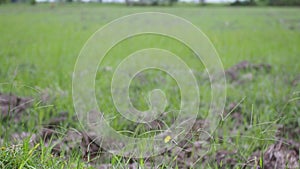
[0, 3, 300, 168]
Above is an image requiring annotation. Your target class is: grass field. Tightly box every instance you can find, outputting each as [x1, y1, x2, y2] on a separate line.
[0, 3, 300, 168]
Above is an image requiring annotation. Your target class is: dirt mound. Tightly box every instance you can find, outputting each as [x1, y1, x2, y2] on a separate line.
[245, 139, 300, 169]
[0, 93, 33, 122]
[263, 140, 299, 169]
[277, 124, 300, 141]
[226, 61, 271, 84]
[224, 102, 244, 126]
[95, 119, 210, 168]
[33, 112, 103, 160]
[292, 75, 300, 86]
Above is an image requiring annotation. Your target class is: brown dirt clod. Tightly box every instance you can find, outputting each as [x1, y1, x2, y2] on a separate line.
[0, 93, 33, 122]
[225, 61, 271, 84]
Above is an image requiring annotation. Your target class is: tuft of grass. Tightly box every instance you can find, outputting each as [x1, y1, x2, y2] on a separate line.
[0, 137, 90, 169]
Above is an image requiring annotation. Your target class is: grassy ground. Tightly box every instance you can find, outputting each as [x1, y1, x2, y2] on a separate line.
[0, 3, 300, 168]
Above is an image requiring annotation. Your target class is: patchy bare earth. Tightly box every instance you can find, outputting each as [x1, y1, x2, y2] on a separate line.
[0, 93, 34, 122]
[1, 61, 299, 168]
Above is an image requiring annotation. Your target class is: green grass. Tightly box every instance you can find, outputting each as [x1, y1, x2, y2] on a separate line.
[0, 139, 90, 169]
[0, 3, 300, 168]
